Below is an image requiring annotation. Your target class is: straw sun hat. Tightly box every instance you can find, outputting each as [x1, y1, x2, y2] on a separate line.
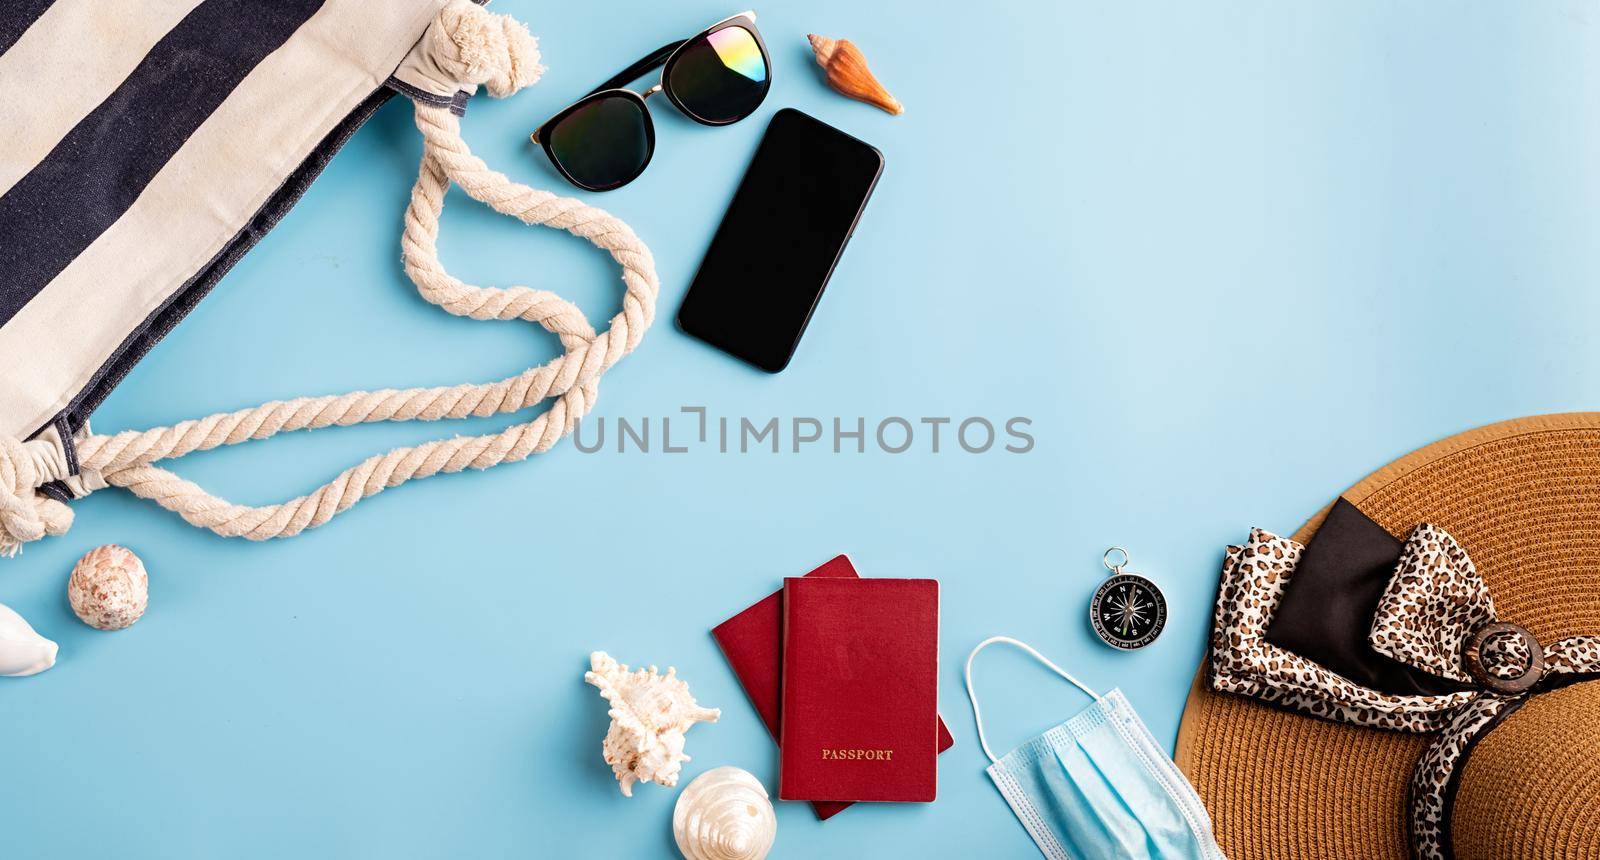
[1176, 413, 1600, 860]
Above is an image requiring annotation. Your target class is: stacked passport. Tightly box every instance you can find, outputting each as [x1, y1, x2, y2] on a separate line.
[712, 555, 948, 816]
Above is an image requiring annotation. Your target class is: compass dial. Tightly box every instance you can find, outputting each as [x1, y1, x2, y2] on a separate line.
[1089, 574, 1167, 650]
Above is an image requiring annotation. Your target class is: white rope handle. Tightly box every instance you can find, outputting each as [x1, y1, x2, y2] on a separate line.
[0, 2, 658, 553]
[964, 635, 1101, 764]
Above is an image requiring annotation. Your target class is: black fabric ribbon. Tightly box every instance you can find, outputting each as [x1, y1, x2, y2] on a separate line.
[1267, 499, 1470, 697]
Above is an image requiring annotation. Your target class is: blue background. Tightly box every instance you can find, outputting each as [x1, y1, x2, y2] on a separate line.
[6, 1, 1600, 857]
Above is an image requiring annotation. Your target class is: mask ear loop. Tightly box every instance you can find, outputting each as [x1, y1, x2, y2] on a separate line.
[964, 635, 1102, 764]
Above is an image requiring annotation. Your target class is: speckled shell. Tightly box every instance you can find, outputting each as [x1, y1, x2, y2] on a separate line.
[584, 651, 720, 796]
[68, 545, 148, 631]
[672, 767, 777, 860]
[0, 602, 57, 677]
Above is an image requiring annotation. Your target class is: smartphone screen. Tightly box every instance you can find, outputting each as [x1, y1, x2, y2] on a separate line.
[677, 109, 883, 372]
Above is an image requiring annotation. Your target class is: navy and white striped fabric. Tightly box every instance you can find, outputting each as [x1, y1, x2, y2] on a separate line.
[0, 0, 449, 442]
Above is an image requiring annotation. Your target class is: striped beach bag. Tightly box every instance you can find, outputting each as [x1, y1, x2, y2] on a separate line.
[0, 0, 657, 555]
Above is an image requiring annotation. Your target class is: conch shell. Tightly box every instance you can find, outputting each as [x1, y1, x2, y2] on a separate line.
[672, 767, 777, 860]
[0, 602, 58, 677]
[585, 651, 720, 796]
[807, 34, 903, 115]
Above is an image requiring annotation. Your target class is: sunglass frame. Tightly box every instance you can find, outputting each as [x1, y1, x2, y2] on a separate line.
[529, 11, 770, 192]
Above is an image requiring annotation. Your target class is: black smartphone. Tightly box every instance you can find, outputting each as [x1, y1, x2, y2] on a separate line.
[677, 108, 883, 372]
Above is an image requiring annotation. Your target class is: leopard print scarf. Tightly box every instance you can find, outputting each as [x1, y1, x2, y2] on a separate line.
[1209, 523, 1600, 860]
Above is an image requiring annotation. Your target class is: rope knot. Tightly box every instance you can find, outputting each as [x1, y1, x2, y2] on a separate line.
[428, 0, 543, 98]
[0, 437, 74, 556]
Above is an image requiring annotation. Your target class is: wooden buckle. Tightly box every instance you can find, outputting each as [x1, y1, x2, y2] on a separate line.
[1461, 622, 1544, 695]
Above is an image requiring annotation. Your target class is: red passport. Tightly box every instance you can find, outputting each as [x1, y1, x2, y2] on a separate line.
[710, 556, 953, 819]
[778, 576, 940, 802]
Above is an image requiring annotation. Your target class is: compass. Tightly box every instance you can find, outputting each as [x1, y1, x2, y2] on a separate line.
[1088, 547, 1167, 650]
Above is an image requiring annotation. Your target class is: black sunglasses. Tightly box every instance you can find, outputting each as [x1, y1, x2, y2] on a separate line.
[530, 11, 771, 192]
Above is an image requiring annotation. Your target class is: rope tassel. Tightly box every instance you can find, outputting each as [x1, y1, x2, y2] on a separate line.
[0, 1, 659, 554]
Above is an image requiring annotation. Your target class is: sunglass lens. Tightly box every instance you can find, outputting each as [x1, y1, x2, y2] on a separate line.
[546, 94, 652, 190]
[667, 26, 769, 124]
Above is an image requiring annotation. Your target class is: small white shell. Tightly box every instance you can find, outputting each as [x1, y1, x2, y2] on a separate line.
[584, 651, 720, 796]
[672, 767, 776, 860]
[0, 602, 58, 677]
[68, 545, 148, 631]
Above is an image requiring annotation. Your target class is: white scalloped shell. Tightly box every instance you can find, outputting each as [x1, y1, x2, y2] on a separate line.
[673, 766, 776, 860]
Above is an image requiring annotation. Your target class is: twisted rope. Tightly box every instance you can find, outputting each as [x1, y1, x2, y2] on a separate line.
[0, 1, 658, 554]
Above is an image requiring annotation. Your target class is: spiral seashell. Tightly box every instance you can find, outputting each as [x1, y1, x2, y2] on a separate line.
[68, 544, 148, 631]
[807, 34, 903, 115]
[672, 767, 777, 860]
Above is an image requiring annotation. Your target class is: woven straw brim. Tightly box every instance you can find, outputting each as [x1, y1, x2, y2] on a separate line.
[1175, 413, 1600, 860]
[1452, 680, 1600, 858]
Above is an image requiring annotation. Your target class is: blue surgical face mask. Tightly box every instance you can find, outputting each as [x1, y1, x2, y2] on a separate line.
[963, 636, 1225, 860]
